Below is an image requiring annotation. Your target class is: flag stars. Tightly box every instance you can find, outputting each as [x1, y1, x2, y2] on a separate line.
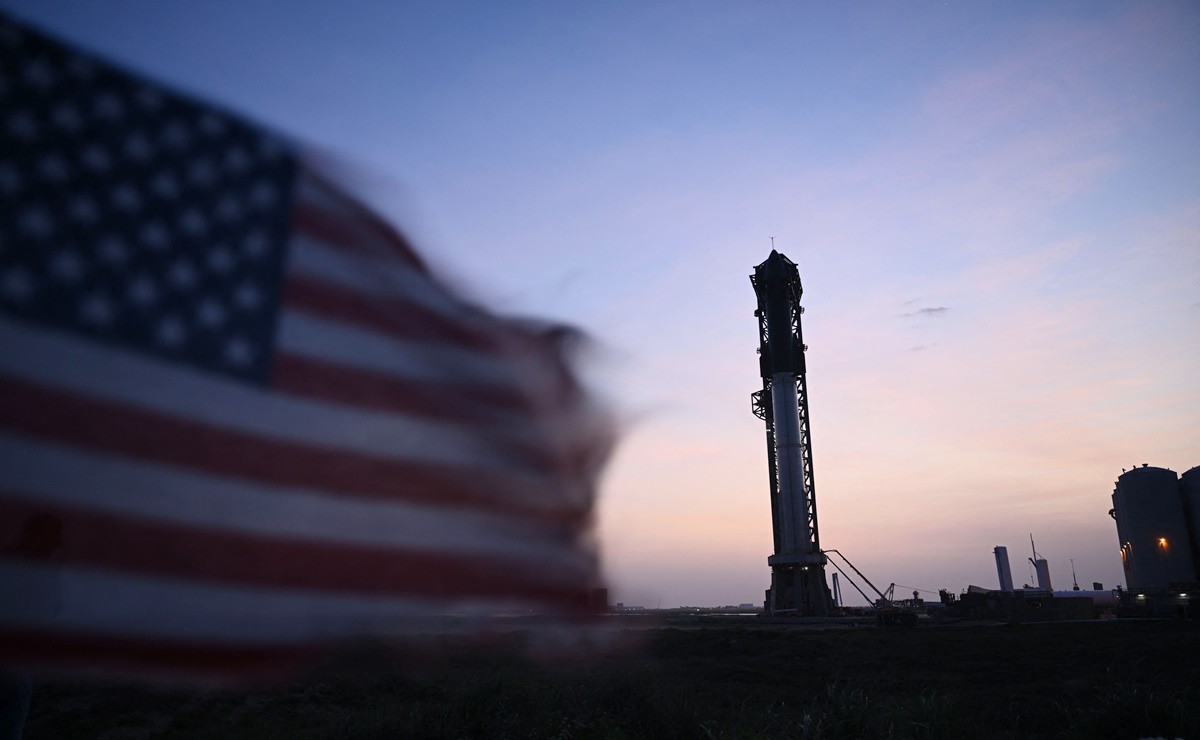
[233, 283, 262, 311]
[50, 249, 85, 283]
[124, 132, 153, 161]
[224, 337, 254, 367]
[111, 182, 142, 212]
[214, 194, 243, 223]
[156, 315, 187, 347]
[97, 235, 129, 265]
[161, 120, 190, 149]
[135, 86, 163, 111]
[249, 181, 279, 209]
[22, 58, 55, 89]
[258, 136, 284, 161]
[198, 113, 227, 136]
[139, 220, 170, 251]
[65, 55, 96, 81]
[0, 268, 34, 303]
[94, 92, 125, 121]
[151, 171, 179, 200]
[207, 246, 235, 274]
[8, 110, 38, 140]
[0, 31, 292, 385]
[19, 206, 53, 239]
[188, 158, 216, 186]
[81, 144, 113, 172]
[79, 292, 115, 326]
[126, 274, 159, 307]
[196, 298, 226, 328]
[51, 103, 83, 132]
[67, 194, 100, 223]
[38, 154, 70, 182]
[242, 229, 271, 258]
[224, 146, 250, 174]
[179, 208, 208, 236]
[168, 259, 198, 289]
[0, 162, 21, 193]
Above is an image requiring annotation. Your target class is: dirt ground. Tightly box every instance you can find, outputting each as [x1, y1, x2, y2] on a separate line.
[22, 618, 1200, 739]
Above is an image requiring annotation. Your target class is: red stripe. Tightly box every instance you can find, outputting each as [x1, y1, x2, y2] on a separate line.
[0, 496, 587, 604]
[273, 352, 529, 423]
[292, 184, 423, 269]
[0, 627, 311, 682]
[284, 273, 499, 351]
[271, 353, 567, 473]
[0, 376, 586, 526]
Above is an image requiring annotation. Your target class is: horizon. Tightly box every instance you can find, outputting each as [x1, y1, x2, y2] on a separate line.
[3, 0, 1197, 608]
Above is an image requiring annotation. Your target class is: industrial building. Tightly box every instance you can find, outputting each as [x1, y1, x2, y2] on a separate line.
[1111, 465, 1200, 591]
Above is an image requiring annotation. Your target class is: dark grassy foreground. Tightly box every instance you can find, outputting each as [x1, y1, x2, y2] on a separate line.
[25, 620, 1200, 739]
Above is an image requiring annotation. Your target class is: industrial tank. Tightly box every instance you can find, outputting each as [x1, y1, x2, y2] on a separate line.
[1110, 465, 1195, 590]
[1180, 466, 1200, 579]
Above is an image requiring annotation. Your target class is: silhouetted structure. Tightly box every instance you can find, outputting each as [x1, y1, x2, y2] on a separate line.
[1111, 464, 1200, 591]
[750, 251, 831, 616]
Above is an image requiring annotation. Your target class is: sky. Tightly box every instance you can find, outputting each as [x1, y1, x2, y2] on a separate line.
[3, 0, 1197, 607]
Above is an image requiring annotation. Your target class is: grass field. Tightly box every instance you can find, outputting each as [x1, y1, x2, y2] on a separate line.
[24, 619, 1200, 739]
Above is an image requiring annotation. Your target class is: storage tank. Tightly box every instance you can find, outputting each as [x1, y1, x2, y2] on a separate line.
[1110, 465, 1194, 590]
[1180, 466, 1200, 578]
[994, 546, 1014, 592]
[1034, 558, 1052, 592]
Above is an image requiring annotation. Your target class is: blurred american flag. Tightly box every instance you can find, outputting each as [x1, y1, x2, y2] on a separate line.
[0, 12, 611, 679]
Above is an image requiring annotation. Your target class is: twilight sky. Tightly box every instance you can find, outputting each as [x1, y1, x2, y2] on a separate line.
[5, 0, 1197, 607]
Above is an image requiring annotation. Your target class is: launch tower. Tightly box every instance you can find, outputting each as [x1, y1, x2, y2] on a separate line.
[750, 250, 832, 616]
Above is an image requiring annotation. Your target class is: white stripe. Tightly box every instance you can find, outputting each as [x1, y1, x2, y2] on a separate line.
[0, 433, 592, 572]
[278, 309, 513, 387]
[0, 563, 558, 644]
[0, 315, 538, 473]
[289, 231, 470, 318]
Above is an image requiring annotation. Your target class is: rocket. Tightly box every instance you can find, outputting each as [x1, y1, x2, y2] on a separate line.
[754, 251, 818, 559]
[751, 250, 829, 615]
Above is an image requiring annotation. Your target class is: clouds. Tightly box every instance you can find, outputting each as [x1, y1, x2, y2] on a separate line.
[904, 307, 949, 318]
[5, 0, 1196, 607]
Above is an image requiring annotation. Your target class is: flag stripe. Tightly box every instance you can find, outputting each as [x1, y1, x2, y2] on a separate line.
[0, 13, 609, 679]
[293, 201, 421, 267]
[0, 496, 587, 603]
[0, 432, 585, 561]
[295, 169, 425, 268]
[277, 310, 515, 388]
[0, 316, 536, 471]
[283, 273, 498, 352]
[272, 352, 529, 424]
[1, 562, 552, 643]
[0, 376, 586, 521]
[289, 232, 462, 318]
[0, 628, 311, 682]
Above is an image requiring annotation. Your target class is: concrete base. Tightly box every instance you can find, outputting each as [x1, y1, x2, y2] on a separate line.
[765, 564, 832, 616]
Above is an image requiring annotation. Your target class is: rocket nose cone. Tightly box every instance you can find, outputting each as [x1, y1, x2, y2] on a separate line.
[763, 250, 786, 280]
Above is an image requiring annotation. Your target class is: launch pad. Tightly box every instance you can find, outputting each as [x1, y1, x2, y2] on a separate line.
[751, 251, 833, 616]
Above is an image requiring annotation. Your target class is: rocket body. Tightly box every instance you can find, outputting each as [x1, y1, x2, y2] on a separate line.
[756, 251, 818, 560]
[752, 250, 830, 615]
[770, 371, 811, 553]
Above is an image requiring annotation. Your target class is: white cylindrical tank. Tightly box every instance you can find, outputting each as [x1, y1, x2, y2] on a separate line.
[1111, 465, 1195, 590]
[1180, 466, 1200, 579]
[1035, 558, 1052, 592]
[994, 546, 1014, 592]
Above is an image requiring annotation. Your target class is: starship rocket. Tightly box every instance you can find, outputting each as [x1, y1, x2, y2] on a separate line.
[751, 250, 831, 616]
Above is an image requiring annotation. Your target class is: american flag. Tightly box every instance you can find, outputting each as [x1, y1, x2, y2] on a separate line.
[0, 13, 611, 679]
